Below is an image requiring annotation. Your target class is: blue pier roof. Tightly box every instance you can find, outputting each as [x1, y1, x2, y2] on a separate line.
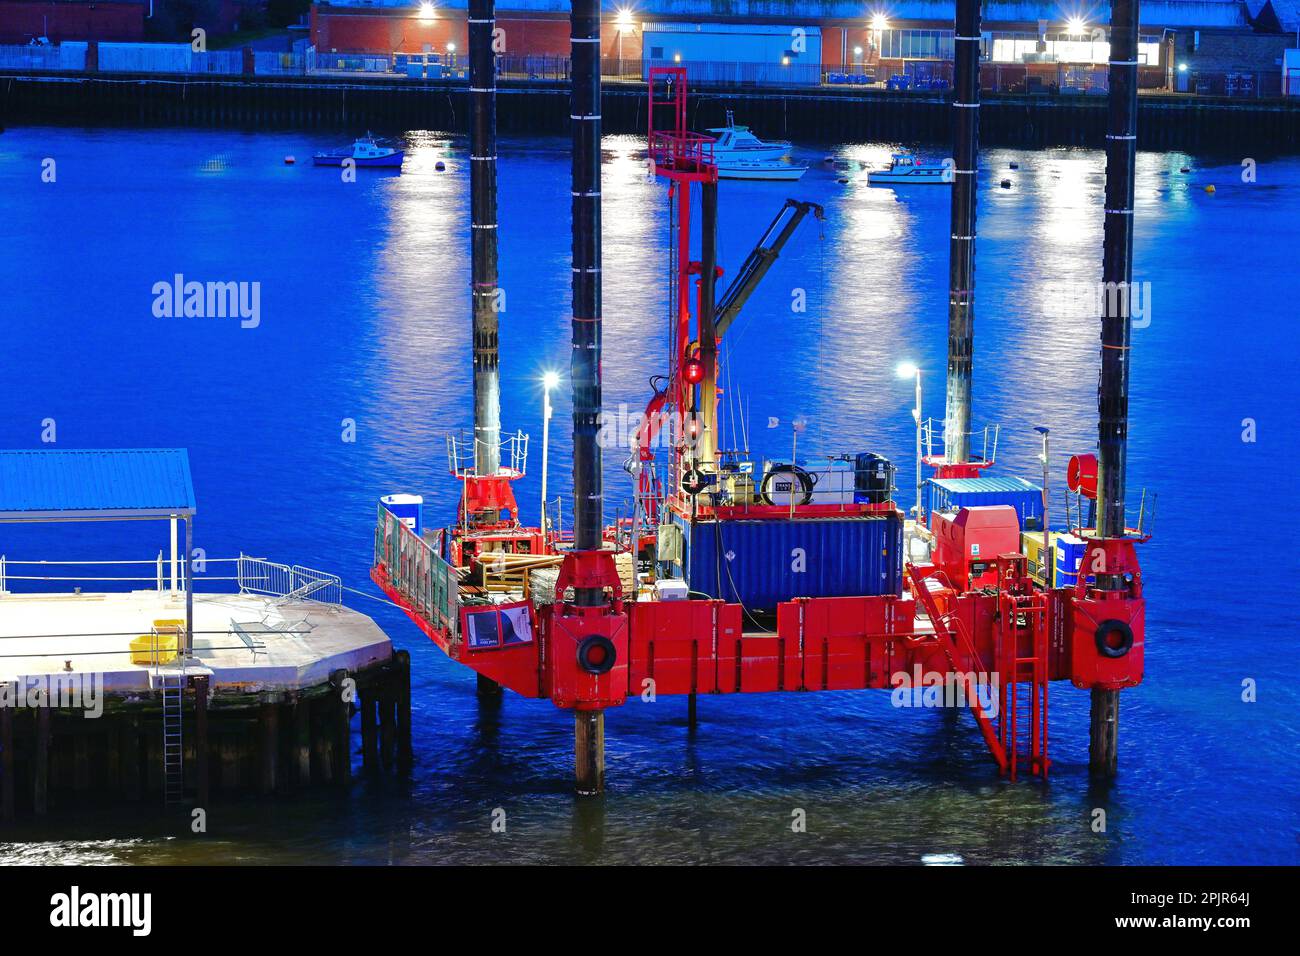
[0, 449, 196, 521]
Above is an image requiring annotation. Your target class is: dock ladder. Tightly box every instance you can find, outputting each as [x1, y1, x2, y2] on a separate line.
[160, 671, 185, 805]
[148, 625, 187, 806]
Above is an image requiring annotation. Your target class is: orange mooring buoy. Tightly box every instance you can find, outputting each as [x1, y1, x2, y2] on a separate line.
[284, 156, 296, 165]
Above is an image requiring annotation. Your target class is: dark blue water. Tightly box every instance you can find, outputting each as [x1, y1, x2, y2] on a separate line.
[1, 127, 1296, 864]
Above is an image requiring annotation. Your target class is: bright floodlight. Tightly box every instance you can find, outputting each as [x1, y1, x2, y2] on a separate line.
[418, 2, 434, 23]
[616, 8, 634, 30]
[1178, 62, 1188, 72]
[446, 42, 456, 52]
[1066, 16, 1087, 35]
[543, 371, 561, 389]
[896, 362, 919, 380]
[854, 46, 864, 56]
[871, 14, 889, 32]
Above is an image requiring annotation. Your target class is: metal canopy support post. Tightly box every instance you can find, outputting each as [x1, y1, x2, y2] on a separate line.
[169, 516, 179, 592]
[944, 0, 982, 466]
[471, 0, 501, 478]
[184, 515, 194, 657]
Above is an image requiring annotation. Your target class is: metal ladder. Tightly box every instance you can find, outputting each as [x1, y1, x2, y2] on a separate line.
[993, 557, 1050, 781]
[159, 670, 185, 805]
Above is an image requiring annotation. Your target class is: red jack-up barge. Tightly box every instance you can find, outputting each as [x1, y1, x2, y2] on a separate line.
[372, 0, 1152, 794]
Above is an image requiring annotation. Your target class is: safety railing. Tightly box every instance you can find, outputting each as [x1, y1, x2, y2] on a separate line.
[98, 43, 242, 75]
[0, 43, 85, 71]
[921, 419, 1000, 467]
[236, 556, 343, 605]
[0, 554, 340, 605]
[0, 554, 206, 594]
[648, 130, 717, 174]
[253, 50, 307, 76]
[446, 429, 529, 479]
[374, 504, 459, 640]
[1063, 487, 1158, 539]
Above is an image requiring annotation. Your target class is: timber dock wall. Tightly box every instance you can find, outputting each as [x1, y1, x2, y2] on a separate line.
[4, 72, 1300, 149]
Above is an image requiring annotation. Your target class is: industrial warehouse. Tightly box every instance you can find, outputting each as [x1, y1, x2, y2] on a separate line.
[308, 0, 1300, 94]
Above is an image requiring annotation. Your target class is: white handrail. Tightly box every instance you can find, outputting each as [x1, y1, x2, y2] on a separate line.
[0, 555, 339, 603]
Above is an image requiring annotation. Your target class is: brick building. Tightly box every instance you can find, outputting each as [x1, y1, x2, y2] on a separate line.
[308, 0, 1297, 80]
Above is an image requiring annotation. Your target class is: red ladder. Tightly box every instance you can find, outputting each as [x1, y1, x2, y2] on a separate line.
[993, 556, 1050, 781]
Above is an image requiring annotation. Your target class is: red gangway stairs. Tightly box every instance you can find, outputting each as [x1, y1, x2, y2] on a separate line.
[906, 559, 1049, 781]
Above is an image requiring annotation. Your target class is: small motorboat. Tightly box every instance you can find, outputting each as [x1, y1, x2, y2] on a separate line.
[866, 151, 951, 185]
[313, 134, 404, 168]
[716, 160, 808, 181]
[706, 111, 792, 162]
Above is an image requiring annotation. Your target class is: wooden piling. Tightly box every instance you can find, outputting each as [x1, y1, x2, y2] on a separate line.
[293, 694, 312, 787]
[259, 702, 279, 795]
[687, 691, 698, 730]
[1089, 688, 1120, 777]
[73, 733, 90, 791]
[1, 707, 14, 823]
[192, 676, 209, 807]
[378, 686, 396, 771]
[574, 709, 604, 796]
[123, 717, 142, 802]
[359, 687, 378, 772]
[476, 673, 503, 699]
[33, 707, 49, 815]
[395, 650, 413, 768]
[329, 670, 351, 786]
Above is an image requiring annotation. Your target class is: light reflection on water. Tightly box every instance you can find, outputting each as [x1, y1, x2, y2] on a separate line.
[0, 127, 1296, 864]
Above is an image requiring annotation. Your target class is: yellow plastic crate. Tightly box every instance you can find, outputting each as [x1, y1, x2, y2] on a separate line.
[130, 632, 179, 666]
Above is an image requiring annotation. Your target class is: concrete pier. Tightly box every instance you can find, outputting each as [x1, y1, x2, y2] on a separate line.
[0, 590, 409, 818]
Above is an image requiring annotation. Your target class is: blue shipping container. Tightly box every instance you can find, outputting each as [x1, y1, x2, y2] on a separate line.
[1053, 533, 1091, 587]
[924, 476, 1044, 530]
[669, 512, 903, 612]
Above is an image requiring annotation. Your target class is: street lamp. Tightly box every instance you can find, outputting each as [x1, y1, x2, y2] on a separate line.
[616, 8, 633, 78]
[541, 371, 560, 535]
[1035, 426, 1051, 576]
[868, 13, 889, 63]
[896, 362, 923, 527]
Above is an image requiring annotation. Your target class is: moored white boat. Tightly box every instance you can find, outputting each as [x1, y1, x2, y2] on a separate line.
[867, 150, 951, 185]
[706, 111, 792, 162]
[716, 160, 808, 181]
[313, 133, 404, 169]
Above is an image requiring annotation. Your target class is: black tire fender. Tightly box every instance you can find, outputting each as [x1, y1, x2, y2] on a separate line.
[1094, 619, 1134, 659]
[577, 635, 617, 675]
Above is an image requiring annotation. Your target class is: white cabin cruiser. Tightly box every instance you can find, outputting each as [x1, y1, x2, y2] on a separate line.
[706, 111, 792, 162]
[866, 150, 951, 185]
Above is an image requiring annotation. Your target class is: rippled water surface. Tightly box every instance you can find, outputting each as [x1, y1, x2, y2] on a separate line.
[0, 127, 1297, 865]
